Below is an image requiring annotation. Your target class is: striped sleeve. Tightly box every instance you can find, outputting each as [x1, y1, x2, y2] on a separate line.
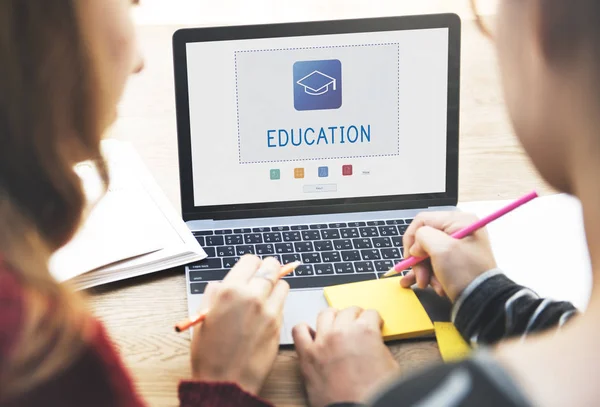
[451, 269, 578, 346]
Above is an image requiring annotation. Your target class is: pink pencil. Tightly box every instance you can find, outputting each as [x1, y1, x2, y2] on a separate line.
[383, 190, 539, 278]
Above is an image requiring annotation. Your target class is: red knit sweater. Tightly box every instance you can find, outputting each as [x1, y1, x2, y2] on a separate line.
[0, 260, 272, 407]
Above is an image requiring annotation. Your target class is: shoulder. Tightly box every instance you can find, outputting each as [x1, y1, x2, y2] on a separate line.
[371, 352, 532, 407]
[0, 256, 145, 407]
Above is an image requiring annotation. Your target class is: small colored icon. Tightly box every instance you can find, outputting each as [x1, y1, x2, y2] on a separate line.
[270, 169, 280, 180]
[342, 165, 353, 176]
[318, 166, 329, 178]
[294, 168, 305, 179]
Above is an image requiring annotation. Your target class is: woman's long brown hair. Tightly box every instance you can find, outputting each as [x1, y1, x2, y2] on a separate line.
[0, 0, 109, 400]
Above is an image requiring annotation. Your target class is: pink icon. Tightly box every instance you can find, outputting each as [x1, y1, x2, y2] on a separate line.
[342, 165, 353, 176]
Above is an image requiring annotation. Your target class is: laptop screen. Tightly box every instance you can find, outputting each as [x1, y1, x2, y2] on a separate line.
[184, 25, 450, 209]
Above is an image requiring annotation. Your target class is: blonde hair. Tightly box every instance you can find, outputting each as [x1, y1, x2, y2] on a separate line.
[0, 0, 109, 401]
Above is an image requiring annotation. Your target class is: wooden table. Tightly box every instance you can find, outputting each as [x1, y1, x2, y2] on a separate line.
[90, 13, 554, 407]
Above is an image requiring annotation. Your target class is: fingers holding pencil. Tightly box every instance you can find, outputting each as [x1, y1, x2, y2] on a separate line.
[187, 257, 299, 394]
[393, 211, 498, 302]
[175, 258, 300, 332]
[386, 191, 537, 282]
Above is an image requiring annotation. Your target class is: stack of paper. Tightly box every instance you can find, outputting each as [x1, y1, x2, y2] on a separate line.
[49, 140, 206, 290]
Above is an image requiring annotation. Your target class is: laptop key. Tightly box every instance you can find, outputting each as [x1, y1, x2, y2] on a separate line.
[282, 253, 302, 264]
[216, 246, 235, 257]
[386, 220, 405, 225]
[334, 262, 355, 274]
[234, 228, 251, 233]
[272, 226, 290, 231]
[236, 245, 255, 255]
[340, 228, 359, 238]
[253, 227, 270, 232]
[377, 269, 409, 279]
[341, 250, 361, 262]
[223, 257, 240, 268]
[381, 248, 401, 260]
[314, 264, 335, 275]
[321, 229, 340, 239]
[203, 247, 216, 257]
[294, 242, 314, 252]
[359, 227, 379, 238]
[195, 236, 205, 246]
[302, 230, 321, 240]
[309, 224, 328, 229]
[379, 226, 399, 236]
[283, 273, 375, 289]
[333, 239, 353, 250]
[328, 222, 347, 228]
[214, 229, 232, 235]
[225, 235, 243, 245]
[205, 236, 224, 246]
[405, 219, 414, 224]
[295, 265, 314, 276]
[355, 261, 375, 273]
[391, 236, 403, 247]
[189, 269, 228, 282]
[352, 238, 372, 249]
[283, 231, 302, 242]
[291, 225, 309, 230]
[367, 221, 385, 226]
[244, 233, 263, 244]
[373, 237, 392, 248]
[190, 282, 208, 294]
[360, 249, 380, 260]
[321, 251, 341, 263]
[398, 225, 409, 235]
[302, 253, 321, 264]
[275, 243, 294, 254]
[189, 258, 222, 270]
[255, 244, 275, 255]
[374, 260, 395, 271]
[193, 230, 213, 236]
[347, 222, 366, 227]
[314, 240, 333, 251]
[264, 232, 282, 243]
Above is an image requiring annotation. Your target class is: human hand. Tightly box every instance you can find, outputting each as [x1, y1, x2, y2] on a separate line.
[190, 255, 290, 395]
[400, 211, 497, 302]
[292, 307, 398, 407]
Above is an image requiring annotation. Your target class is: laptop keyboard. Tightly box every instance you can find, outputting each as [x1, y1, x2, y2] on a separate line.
[188, 219, 413, 294]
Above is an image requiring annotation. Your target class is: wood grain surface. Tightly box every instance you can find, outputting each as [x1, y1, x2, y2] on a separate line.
[89, 6, 553, 406]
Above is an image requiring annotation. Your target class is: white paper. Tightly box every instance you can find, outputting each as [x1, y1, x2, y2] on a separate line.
[458, 193, 592, 310]
[49, 139, 206, 286]
[49, 160, 164, 282]
[68, 140, 207, 290]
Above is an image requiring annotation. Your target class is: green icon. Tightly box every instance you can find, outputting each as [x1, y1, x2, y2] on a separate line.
[270, 169, 280, 180]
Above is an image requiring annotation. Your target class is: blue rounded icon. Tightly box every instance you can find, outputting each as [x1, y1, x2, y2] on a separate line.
[294, 59, 342, 111]
[318, 166, 329, 178]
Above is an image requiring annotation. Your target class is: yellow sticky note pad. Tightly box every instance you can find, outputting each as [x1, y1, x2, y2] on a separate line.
[323, 277, 434, 341]
[434, 322, 471, 362]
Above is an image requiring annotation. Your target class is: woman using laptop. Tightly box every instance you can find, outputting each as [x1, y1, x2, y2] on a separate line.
[0, 1, 289, 406]
[0, 2, 597, 407]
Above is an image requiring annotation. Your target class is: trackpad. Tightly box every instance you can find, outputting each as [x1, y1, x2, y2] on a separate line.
[280, 290, 329, 345]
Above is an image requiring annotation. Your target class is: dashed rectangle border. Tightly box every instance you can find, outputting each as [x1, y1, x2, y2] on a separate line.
[234, 43, 400, 164]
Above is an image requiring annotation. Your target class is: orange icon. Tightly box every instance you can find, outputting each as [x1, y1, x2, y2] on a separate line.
[294, 168, 305, 179]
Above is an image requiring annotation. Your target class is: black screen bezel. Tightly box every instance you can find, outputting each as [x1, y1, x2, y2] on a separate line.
[173, 14, 461, 221]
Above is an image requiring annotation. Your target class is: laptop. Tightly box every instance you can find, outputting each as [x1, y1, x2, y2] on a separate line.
[172, 14, 461, 344]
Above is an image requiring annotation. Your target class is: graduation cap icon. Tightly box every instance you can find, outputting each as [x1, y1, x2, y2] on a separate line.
[296, 70, 337, 96]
